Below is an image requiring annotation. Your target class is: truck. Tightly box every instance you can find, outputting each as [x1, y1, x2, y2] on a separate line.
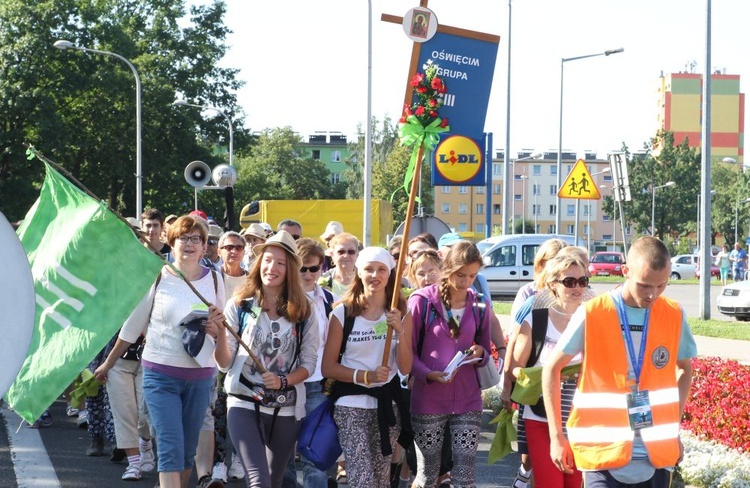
[239, 199, 394, 246]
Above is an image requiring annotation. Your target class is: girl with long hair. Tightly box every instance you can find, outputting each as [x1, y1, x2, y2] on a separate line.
[214, 231, 319, 488]
[321, 247, 413, 488]
[408, 240, 493, 487]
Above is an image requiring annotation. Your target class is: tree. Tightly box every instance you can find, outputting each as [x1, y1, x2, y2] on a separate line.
[233, 127, 340, 204]
[371, 144, 434, 227]
[343, 116, 400, 199]
[0, 0, 248, 224]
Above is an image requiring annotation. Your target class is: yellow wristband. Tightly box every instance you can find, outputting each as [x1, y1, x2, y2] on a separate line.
[364, 370, 371, 386]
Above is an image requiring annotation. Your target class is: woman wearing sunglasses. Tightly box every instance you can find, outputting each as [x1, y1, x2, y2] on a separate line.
[319, 232, 360, 296]
[508, 246, 592, 488]
[214, 231, 319, 488]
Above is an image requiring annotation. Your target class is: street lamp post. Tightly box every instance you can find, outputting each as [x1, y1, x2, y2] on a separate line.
[54, 40, 143, 219]
[520, 175, 528, 233]
[696, 190, 716, 252]
[556, 47, 624, 234]
[734, 197, 750, 244]
[510, 152, 542, 234]
[172, 100, 234, 167]
[651, 181, 676, 237]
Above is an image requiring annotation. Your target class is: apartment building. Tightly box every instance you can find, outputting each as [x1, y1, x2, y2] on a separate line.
[299, 131, 351, 184]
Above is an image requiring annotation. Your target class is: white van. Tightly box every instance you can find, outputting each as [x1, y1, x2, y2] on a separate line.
[477, 234, 577, 298]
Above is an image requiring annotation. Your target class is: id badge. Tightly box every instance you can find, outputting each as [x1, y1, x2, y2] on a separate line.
[626, 389, 653, 430]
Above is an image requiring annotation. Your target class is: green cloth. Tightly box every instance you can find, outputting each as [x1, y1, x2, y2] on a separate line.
[6, 156, 164, 424]
[488, 409, 517, 463]
[392, 115, 450, 202]
[511, 364, 581, 405]
[68, 369, 102, 407]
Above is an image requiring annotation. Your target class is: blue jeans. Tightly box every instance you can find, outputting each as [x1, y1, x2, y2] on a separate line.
[142, 368, 212, 472]
[283, 381, 329, 488]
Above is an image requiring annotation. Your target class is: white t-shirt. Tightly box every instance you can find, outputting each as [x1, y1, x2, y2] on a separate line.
[331, 303, 398, 409]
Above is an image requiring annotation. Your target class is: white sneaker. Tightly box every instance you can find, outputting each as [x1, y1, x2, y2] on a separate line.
[228, 456, 244, 480]
[122, 464, 142, 481]
[212, 462, 227, 483]
[76, 410, 88, 428]
[140, 446, 155, 473]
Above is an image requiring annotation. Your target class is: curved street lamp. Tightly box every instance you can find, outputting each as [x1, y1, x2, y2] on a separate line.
[556, 47, 624, 233]
[53, 40, 143, 220]
[172, 100, 234, 167]
[651, 181, 676, 237]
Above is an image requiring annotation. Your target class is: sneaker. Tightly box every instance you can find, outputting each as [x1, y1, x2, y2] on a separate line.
[196, 474, 224, 488]
[212, 462, 227, 483]
[39, 410, 53, 427]
[122, 464, 142, 481]
[76, 410, 88, 428]
[512, 466, 531, 488]
[228, 456, 244, 480]
[140, 446, 156, 473]
[66, 405, 79, 417]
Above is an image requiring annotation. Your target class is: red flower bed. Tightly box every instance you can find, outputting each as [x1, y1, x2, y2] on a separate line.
[681, 356, 750, 452]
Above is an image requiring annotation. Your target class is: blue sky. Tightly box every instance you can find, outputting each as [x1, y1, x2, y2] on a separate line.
[199, 0, 750, 159]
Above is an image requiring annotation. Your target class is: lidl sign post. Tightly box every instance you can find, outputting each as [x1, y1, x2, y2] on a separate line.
[383, 9, 500, 186]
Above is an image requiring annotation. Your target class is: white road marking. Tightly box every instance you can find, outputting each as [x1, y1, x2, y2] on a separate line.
[2, 407, 61, 487]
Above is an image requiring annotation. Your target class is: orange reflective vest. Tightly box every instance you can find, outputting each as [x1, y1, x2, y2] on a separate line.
[566, 294, 682, 470]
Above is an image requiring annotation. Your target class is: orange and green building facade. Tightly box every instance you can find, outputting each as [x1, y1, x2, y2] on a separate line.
[657, 71, 744, 164]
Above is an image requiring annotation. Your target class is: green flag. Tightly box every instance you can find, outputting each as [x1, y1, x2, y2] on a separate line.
[6, 161, 164, 424]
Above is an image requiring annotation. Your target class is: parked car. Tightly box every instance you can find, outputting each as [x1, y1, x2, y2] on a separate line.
[717, 281, 750, 321]
[588, 251, 626, 276]
[477, 234, 576, 297]
[670, 254, 698, 280]
[695, 262, 721, 278]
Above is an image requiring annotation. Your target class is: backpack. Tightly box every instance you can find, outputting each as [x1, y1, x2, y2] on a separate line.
[415, 292, 488, 358]
[525, 308, 550, 417]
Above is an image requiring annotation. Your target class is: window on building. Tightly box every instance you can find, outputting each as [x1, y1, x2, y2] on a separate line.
[583, 204, 590, 216]
[515, 193, 522, 201]
[532, 204, 540, 215]
[476, 203, 484, 214]
[514, 174, 523, 180]
[549, 205, 557, 216]
[331, 173, 341, 184]
[458, 203, 468, 214]
[493, 204, 501, 214]
[548, 224, 556, 234]
[493, 163, 502, 175]
[476, 186, 485, 194]
[603, 175, 613, 182]
[603, 214, 611, 222]
[493, 184, 501, 195]
[550, 166, 558, 176]
[532, 184, 541, 196]
[312, 150, 321, 160]
[566, 224, 574, 234]
[549, 185, 557, 195]
[566, 204, 575, 216]
[459, 186, 468, 194]
[458, 223, 468, 232]
[566, 164, 573, 174]
[331, 150, 341, 162]
[625, 226, 632, 235]
[442, 186, 451, 193]
[475, 223, 484, 233]
[441, 203, 451, 213]
[583, 224, 590, 235]
[603, 234, 613, 241]
[533, 164, 541, 176]
[535, 224, 541, 234]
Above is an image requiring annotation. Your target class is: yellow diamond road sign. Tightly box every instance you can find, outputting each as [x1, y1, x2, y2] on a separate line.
[557, 159, 601, 200]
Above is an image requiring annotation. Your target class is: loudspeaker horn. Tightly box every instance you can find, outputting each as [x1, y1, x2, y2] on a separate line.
[184, 161, 212, 187]
[212, 164, 237, 188]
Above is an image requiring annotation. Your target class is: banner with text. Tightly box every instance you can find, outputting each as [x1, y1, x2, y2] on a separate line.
[418, 32, 499, 186]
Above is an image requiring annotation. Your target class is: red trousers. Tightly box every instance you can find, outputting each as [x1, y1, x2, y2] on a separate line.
[525, 418, 582, 488]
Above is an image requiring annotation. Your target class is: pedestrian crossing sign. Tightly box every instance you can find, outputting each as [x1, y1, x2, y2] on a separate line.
[557, 159, 601, 200]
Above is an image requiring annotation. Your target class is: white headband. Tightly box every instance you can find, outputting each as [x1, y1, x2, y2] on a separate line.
[355, 247, 396, 272]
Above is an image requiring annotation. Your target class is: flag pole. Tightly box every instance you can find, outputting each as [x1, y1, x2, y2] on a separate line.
[382, 145, 425, 366]
[26, 146, 267, 373]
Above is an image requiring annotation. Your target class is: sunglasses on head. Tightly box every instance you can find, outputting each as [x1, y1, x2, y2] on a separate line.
[300, 265, 321, 273]
[221, 244, 245, 252]
[556, 276, 590, 289]
[337, 249, 357, 256]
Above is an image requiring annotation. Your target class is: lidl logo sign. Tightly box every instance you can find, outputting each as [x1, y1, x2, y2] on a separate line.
[434, 135, 483, 184]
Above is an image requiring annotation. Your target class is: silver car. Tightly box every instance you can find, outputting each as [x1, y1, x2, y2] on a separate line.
[717, 280, 750, 321]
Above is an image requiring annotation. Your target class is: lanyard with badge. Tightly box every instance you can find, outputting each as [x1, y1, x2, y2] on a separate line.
[612, 292, 654, 431]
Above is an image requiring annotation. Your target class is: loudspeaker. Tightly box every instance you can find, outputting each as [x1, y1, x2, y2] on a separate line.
[184, 161, 212, 187]
[212, 163, 237, 188]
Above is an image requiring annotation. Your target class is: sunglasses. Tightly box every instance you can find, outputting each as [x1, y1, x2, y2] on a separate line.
[207, 239, 218, 246]
[391, 253, 400, 261]
[270, 321, 281, 350]
[291, 234, 301, 240]
[300, 265, 321, 273]
[556, 276, 590, 289]
[336, 249, 357, 256]
[221, 244, 245, 252]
